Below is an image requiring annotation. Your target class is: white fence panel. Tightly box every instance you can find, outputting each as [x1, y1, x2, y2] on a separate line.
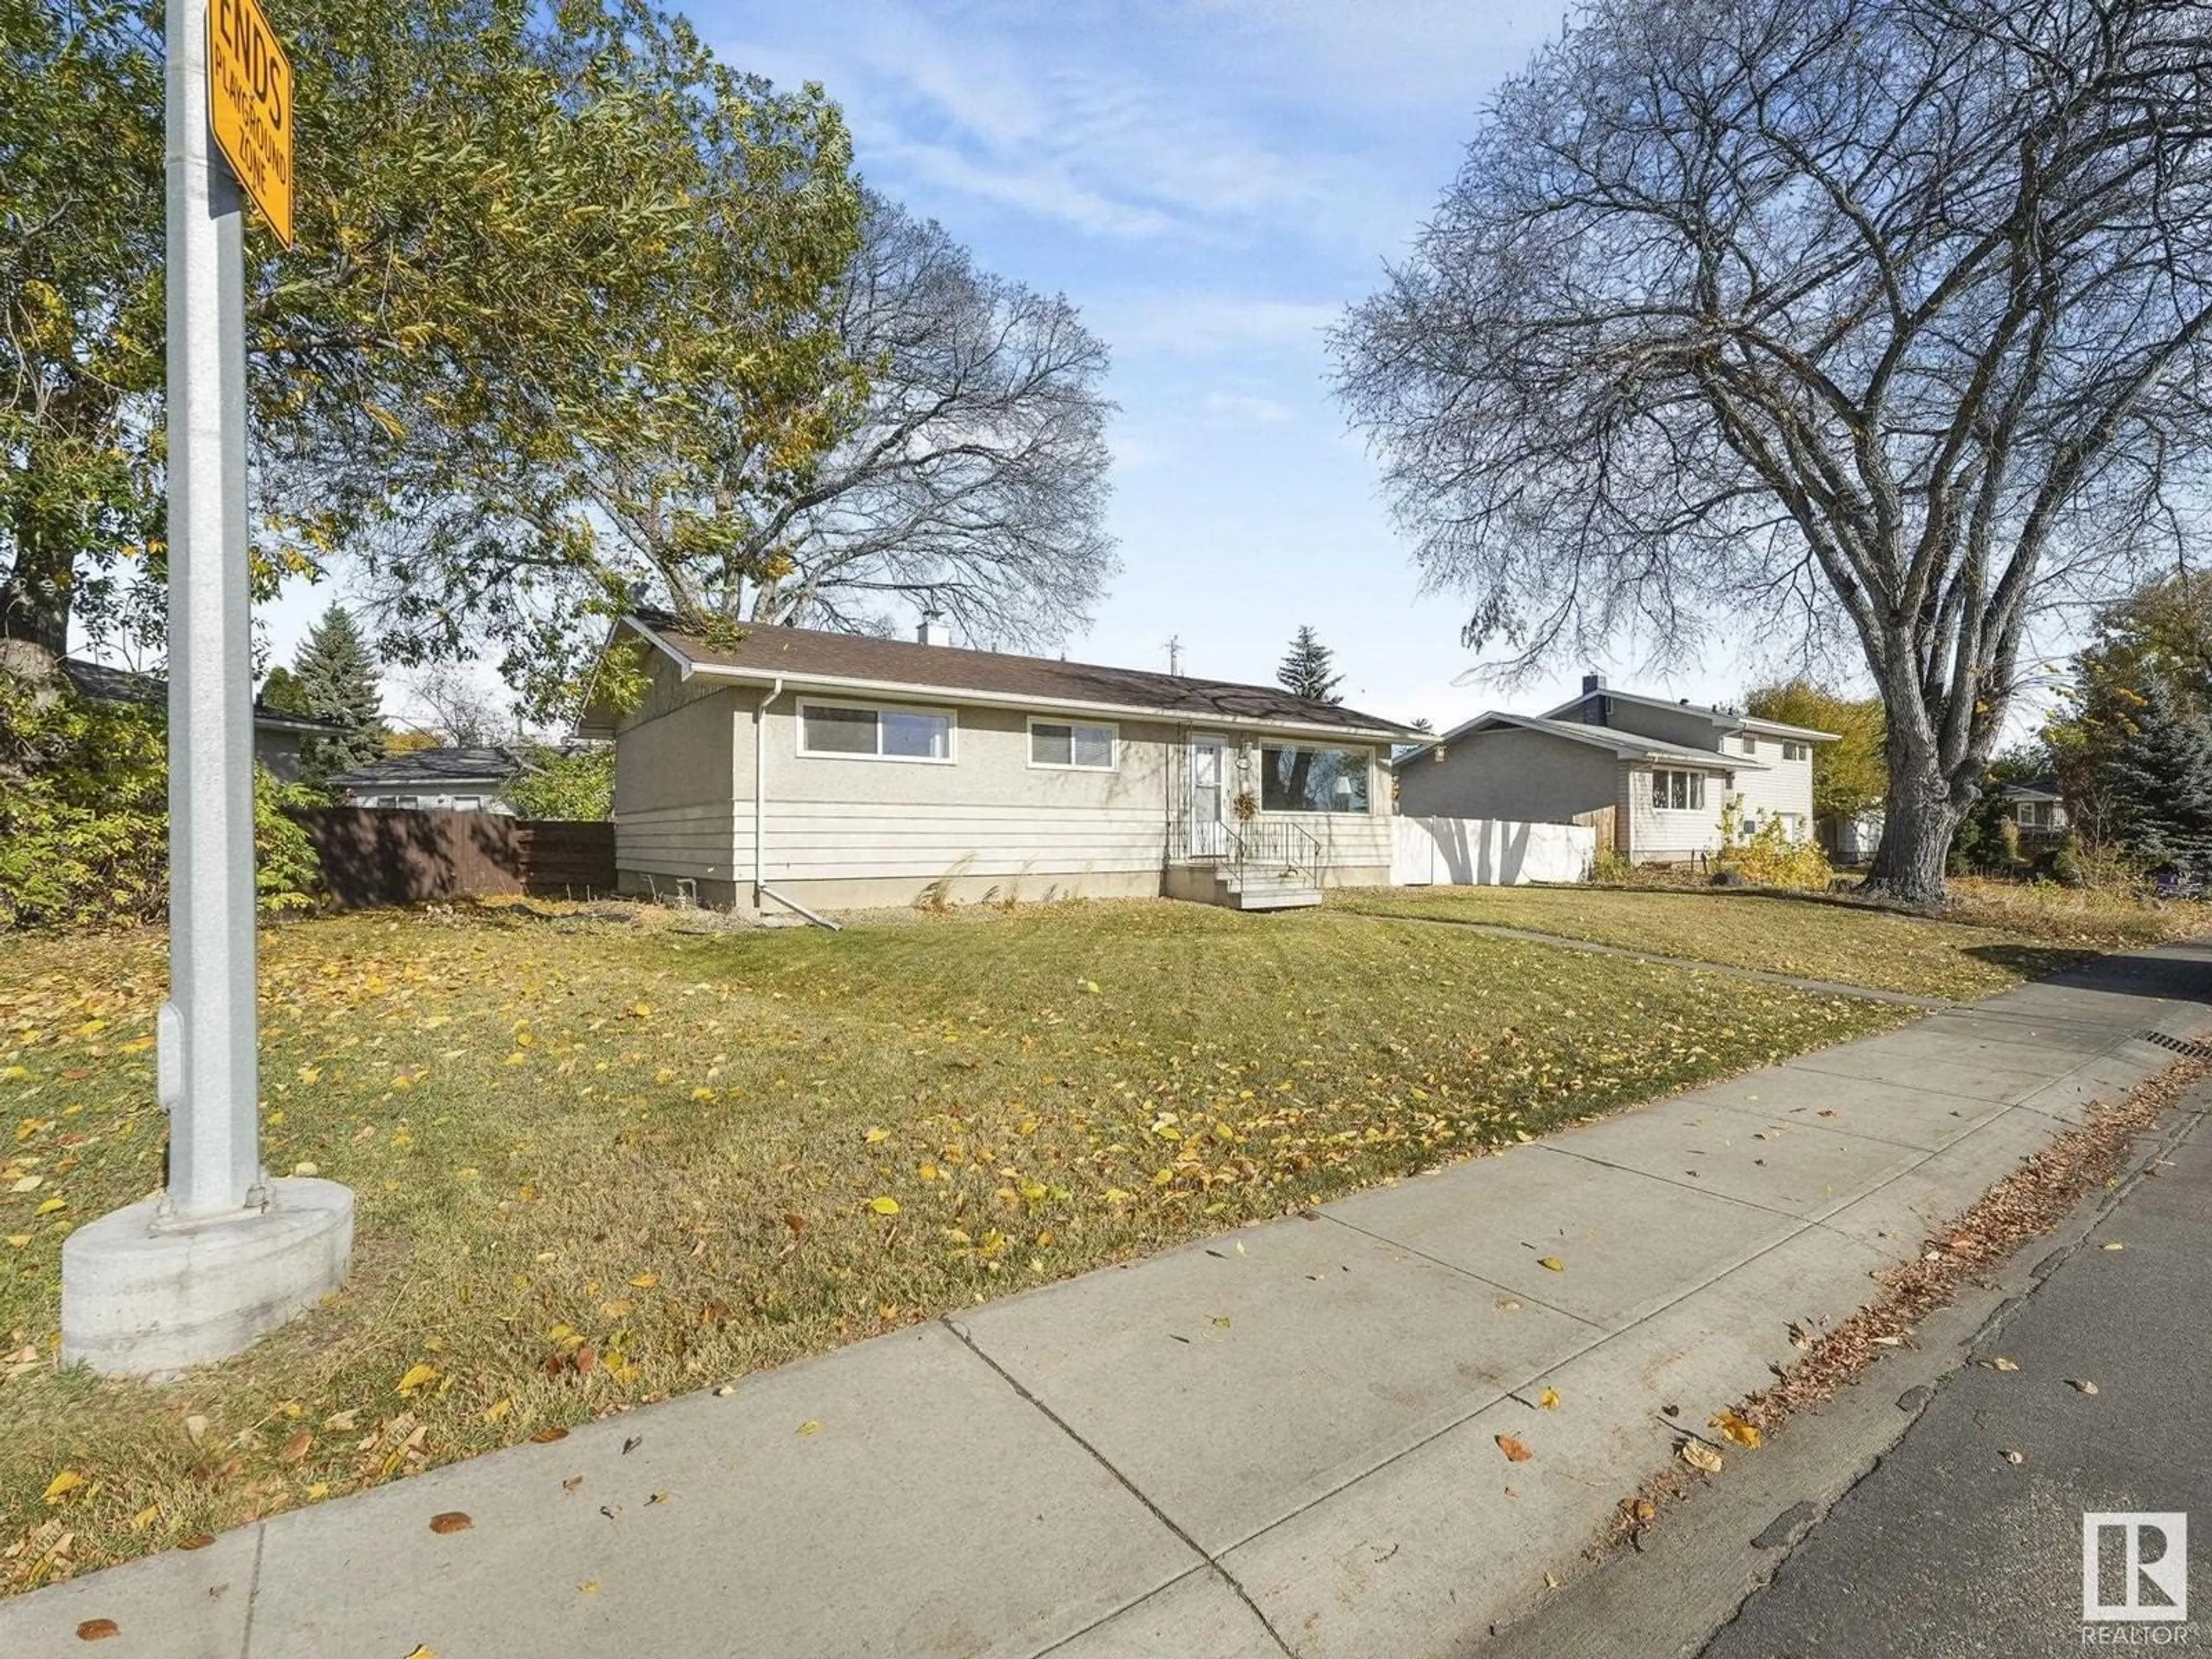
[1391, 816, 1594, 887]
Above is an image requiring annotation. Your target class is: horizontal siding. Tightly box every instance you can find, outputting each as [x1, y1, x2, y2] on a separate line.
[751, 800, 1165, 883]
[616, 802, 740, 880]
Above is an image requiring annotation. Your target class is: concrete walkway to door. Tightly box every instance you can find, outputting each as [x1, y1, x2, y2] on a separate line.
[7, 942, 2210, 1659]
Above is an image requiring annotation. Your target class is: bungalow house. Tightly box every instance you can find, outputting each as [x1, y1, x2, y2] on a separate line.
[328, 747, 521, 813]
[1396, 676, 1834, 865]
[1999, 780, 2070, 844]
[58, 656, 348, 784]
[578, 612, 1420, 914]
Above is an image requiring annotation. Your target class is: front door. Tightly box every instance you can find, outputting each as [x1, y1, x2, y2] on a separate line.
[1187, 736, 1230, 858]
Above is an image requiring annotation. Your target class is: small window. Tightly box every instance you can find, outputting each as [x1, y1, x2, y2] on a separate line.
[1739, 734, 1759, 756]
[799, 702, 953, 762]
[1650, 770, 1706, 811]
[1030, 719, 1118, 771]
[1260, 745, 1372, 813]
[1782, 740, 1807, 762]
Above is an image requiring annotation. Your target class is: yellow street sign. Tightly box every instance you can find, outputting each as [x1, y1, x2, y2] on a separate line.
[206, 0, 294, 246]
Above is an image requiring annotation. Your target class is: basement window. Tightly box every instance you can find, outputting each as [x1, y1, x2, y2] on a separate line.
[1651, 770, 1706, 811]
[798, 700, 954, 762]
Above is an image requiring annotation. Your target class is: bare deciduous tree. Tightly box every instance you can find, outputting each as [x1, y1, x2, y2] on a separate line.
[738, 194, 1118, 649]
[1334, 0, 2212, 903]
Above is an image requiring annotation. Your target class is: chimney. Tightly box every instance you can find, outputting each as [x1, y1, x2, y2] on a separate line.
[916, 608, 950, 647]
[1582, 672, 1604, 695]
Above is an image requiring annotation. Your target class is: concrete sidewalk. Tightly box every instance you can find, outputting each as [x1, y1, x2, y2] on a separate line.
[9, 942, 2211, 1659]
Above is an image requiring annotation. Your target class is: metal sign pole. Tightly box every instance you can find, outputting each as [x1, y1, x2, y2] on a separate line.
[162, 0, 262, 1221]
[58, 0, 349, 1376]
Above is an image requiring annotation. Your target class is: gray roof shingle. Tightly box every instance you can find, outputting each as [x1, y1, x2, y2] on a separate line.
[618, 613, 1420, 740]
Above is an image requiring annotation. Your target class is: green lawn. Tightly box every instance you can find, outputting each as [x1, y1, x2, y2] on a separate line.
[1330, 884, 2124, 1000]
[0, 899, 1911, 1587]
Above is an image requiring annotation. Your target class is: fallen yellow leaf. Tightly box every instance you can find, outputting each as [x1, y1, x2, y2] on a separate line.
[41, 1469, 84, 1503]
[796, 1419, 821, 1436]
[482, 1397, 512, 1424]
[395, 1362, 440, 1395]
[1537, 1387, 1560, 1410]
[628, 1273, 658, 1289]
[1537, 1256, 1565, 1272]
[1713, 1410, 1762, 1449]
[868, 1196, 900, 1215]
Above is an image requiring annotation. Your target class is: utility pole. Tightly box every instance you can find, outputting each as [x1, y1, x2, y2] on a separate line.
[62, 0, 351, 1376]
[1166, 634, 1184, 676]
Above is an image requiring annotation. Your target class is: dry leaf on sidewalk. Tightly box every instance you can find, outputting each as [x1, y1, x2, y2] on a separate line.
[1713, 1411, 1763, 1449]
[1679, 1441, 1724, 1474]
[1495, 1434, 1535, 1463]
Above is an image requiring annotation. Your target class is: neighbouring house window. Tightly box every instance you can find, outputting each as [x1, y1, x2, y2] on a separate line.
[1650, 770, 1706, 810]
[1783, 740, 1807, 761]
[1261, 745, 1371, 813]
[1739, 734, 1759, 755]
[1030, 719, 1117, 770]
[799, 702, 953, 762]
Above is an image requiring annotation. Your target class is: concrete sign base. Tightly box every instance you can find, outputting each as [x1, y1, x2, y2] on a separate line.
[60, 1177, 355, 1378]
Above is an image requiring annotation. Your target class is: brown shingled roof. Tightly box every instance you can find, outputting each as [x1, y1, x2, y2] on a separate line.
[624, 613, 1420, 739]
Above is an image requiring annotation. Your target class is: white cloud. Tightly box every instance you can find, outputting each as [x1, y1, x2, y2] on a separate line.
[1202, 391, 1294, 425]
[1092, 295, 1341, 357]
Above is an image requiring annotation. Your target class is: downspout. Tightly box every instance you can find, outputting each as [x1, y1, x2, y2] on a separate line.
[753, 677, 779, 910]
[752, 678, 840, 930]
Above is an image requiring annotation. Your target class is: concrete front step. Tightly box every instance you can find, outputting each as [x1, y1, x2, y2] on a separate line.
[1225, 882, 1321, 911]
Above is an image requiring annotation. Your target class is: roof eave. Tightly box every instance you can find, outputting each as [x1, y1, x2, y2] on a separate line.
[676, 660, 1416, 743]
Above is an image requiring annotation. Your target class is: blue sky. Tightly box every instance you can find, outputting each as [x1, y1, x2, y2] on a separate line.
[262, 0, 1829, 732]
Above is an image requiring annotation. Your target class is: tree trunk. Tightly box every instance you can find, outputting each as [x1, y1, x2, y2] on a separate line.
[0, 533, 72, 658]
[1860, 752, 1960, 907]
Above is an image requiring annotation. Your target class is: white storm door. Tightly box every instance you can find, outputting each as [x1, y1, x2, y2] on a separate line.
[1187, 736, 1229, 857]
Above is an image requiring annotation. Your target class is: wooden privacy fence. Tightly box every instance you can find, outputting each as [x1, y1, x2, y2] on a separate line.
[289, 808, 616, 908]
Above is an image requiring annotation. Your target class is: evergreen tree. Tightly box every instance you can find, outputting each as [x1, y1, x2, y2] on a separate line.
[257, 665, 309, 715]
[1277, 626, 1343, 704]
[291, 604, 387, 789]
[2099, 679, 2212, 882]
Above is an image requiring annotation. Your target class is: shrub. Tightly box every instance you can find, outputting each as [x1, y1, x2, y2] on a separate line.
[1715, 797, 1834, 891]
[0, 670, 320, 929]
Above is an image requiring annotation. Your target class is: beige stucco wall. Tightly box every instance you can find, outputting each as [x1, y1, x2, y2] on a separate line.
[1396, 725, 1620, 823]
[611, 656, 745, 887]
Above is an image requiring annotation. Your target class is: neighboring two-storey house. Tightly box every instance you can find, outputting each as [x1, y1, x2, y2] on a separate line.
[1395, 676, 1833, 865]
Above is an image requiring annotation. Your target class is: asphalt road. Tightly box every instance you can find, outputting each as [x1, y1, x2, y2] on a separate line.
[1704, 1105, 2212, 1658]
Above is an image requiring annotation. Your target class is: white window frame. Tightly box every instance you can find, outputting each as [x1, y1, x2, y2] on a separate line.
[1027, 715, 1119, 772]
[1650, 769, 1707, 812]
[1782, 740, 1807, 762]
[1739, 734, 1759, 756]
[796, 697, 958, 764]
